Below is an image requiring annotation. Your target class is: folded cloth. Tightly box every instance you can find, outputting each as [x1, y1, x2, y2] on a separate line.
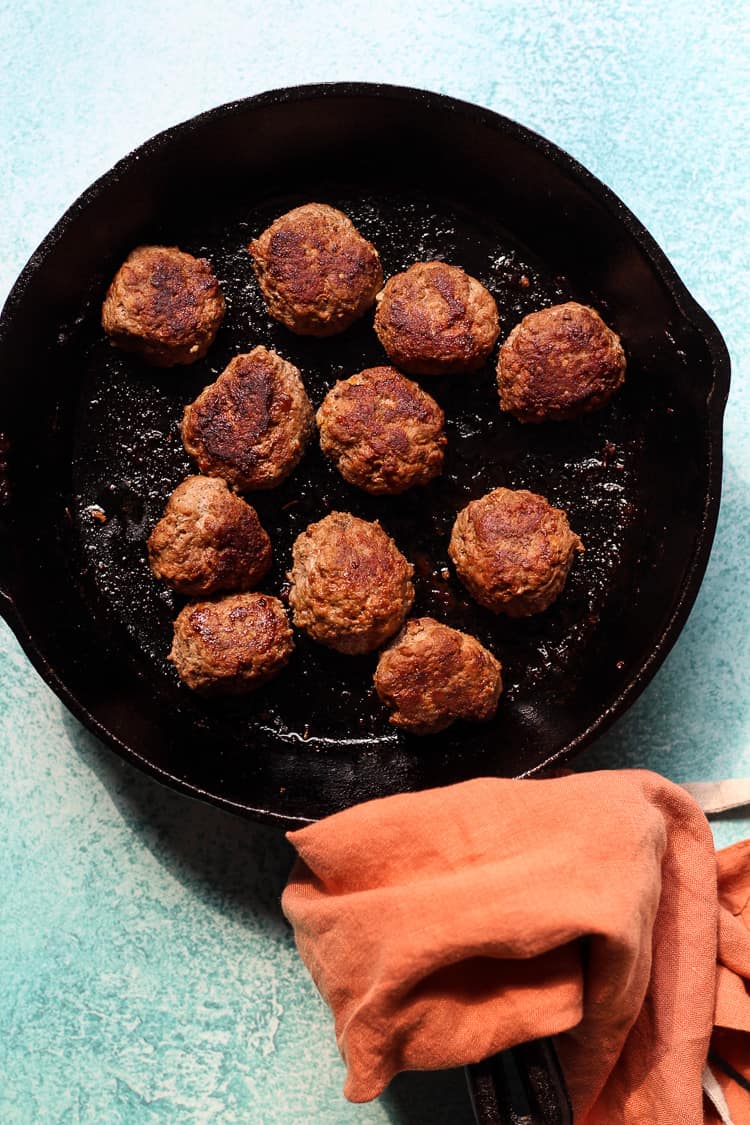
[282, 770, 750, 1124]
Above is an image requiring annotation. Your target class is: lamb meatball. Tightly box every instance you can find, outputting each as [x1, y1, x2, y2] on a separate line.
[169, 593, 293, 695]
[181, 346, 314, 490]
[374, 261, 499, 375]
[316, 366, 446, 495]
[248, 203, 383, 336]
[147, 475, 272, 597]
[374, 617, 503, 735]
[497, 302, 626, 422]
[101, 245, 225, 366]
[449, 487, 583, 617]
[288, 512, 414, 654]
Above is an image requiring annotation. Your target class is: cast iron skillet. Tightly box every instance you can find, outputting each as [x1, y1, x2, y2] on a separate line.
[0, 84, 729, 1125]
[0, 83, 729, 828]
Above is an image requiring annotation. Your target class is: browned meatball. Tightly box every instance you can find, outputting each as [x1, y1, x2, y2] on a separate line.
[374, 617, 503, 735]
[101, 245, 225, 366]
[316, 366, 446, 495]
[497, 301, 626, 422]
[147, 475, 272, 596]
[169, 593, 293, 694]
[288, 512, 414, 654]
[449, 487, 583, 617]
[248, 203, 383, 336]
[374, 261, 499, 375]
[181, 346, 314, 491]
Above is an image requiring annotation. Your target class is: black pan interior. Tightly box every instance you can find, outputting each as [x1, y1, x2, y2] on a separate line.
[0, 87, 727, 825]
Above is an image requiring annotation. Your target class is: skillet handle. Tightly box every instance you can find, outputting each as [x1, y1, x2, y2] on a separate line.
[465, 1039, 572, 1125]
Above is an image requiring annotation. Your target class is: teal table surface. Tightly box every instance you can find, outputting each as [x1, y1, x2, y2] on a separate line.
[1, 2, 748, 1121]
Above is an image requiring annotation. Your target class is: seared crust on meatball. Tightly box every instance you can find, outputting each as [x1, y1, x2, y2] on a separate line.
[181, 346, 314, 491]
[101, 245, 225, 367]
[288, 512, 414, 654]
[169, 593, 293, 695]
[316, 366, 446, 495]
[147, 475, 272, 596]
[497, 301, 626, 422]
[374, 617, 503, 735]
[449, 487, 583, 617]
[248, 204, 383, 337]
[374, 261, 499, 375]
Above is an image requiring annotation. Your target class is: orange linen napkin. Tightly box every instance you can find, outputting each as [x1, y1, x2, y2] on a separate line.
[282, 770, 750, 1124]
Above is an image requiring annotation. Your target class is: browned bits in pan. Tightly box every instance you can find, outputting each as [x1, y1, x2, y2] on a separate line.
[374, 617, 503, 734]
[248, 203, 383, 336]
[316, 366, 446, 495]
[102, 245, 225, 366]
[181, 346, 313, 491]
[449, 487, 583, 617]
[374, 261, 499, 375]
[497, 301, 626, 423]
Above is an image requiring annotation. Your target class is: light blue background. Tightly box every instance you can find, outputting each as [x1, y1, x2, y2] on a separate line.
[1, 2, 748, 1121]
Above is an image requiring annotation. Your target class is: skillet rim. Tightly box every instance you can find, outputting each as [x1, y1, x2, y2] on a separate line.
[0, 81, 731, 827]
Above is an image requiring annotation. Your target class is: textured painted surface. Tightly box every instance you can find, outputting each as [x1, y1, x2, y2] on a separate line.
[1, 1, 748, 1120]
